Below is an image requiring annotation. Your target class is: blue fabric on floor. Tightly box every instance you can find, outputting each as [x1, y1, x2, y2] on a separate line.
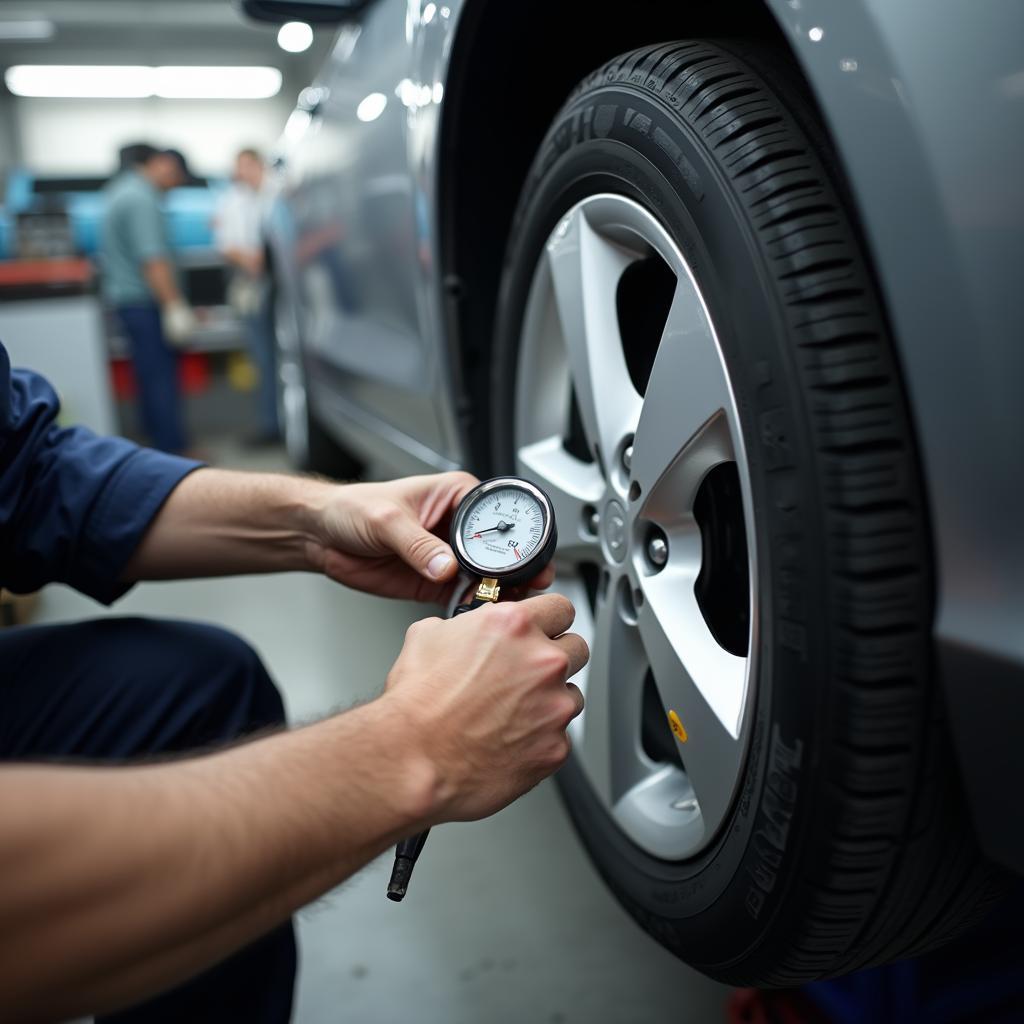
[805, 884, 1024, 1024]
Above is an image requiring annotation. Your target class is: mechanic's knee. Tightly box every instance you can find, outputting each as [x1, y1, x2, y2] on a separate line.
[97, 617, 286, 745]
[172, 620, 286, 734]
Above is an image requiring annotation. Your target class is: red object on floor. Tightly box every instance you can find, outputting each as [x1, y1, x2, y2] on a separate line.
[178, 352, 210, 394]
[110, 357, 136, 400]
[109, 352, 210, 400]
[729, 988, 834, 1024]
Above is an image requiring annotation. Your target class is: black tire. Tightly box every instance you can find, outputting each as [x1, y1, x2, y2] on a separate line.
[491, 41, 998, 985]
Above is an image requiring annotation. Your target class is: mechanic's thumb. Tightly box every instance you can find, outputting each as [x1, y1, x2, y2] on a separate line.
[386, 512, 457, 581]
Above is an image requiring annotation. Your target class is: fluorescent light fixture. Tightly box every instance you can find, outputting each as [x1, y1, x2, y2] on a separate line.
[155, 67, 282, 99]
[356, 92, 387, 122]
[277, 21, 313, 53]
[0, 19, 55, 41]
[5, 65, 154, 98]
[4, 64, 282, 100]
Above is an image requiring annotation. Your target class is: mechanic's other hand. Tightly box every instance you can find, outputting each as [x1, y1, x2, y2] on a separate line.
[309, 472, 555, 603]
[383, 593, 588, 823]
[161, 299, 197, 347]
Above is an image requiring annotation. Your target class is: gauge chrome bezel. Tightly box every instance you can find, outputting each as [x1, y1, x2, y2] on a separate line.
[451, 476, 556, 582]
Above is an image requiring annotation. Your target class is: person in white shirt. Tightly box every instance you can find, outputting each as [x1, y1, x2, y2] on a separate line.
[215, 148, 279, 445]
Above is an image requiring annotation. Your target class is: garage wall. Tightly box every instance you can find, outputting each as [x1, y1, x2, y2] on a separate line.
[0, 90, 21, 174]
[13, 95, 293, 177]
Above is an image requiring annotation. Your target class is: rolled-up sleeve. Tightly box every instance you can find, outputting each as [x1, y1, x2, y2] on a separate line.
[0, 343, 200, 604]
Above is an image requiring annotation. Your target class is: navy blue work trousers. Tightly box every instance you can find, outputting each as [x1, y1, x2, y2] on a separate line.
[0, 617, 296, 1022]
[116, 304, 188, 454]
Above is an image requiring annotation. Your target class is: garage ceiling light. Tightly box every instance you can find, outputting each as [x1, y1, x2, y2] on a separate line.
[155, 67, 282, 99]
[5, 65, 154, 98]
[4, 65, 282, 100]
[277, 21, 313, 54]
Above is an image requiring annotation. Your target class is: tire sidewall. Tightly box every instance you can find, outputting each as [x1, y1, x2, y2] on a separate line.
[491, 84, 828, 973]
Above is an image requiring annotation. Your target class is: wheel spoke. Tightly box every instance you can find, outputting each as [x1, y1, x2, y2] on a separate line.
[546, 207, 642, 467]
[573, 582, 651, 806]
[516, 436, 603, 560]
[636, 552, 748, 835]
[630, 276, 736, 516]
[640, 415, 735, 530]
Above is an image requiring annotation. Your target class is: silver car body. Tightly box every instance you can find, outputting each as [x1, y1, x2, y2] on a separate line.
[267, 0, 1024, 869]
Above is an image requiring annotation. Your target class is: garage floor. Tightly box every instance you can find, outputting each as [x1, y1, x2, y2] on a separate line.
[34, 443, 732, 1024]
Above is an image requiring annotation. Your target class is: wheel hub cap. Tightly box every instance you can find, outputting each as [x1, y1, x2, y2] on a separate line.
[603, 499, 628, 563]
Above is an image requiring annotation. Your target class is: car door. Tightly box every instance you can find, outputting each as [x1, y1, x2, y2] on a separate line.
[279, 0, 464, 472]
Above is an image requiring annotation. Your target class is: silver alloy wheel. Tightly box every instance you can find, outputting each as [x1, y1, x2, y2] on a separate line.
[514, 194, 758, 860]
[273, 293, 310, 469]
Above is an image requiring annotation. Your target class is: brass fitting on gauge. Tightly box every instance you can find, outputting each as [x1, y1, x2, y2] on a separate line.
[475, 576, 501, 603]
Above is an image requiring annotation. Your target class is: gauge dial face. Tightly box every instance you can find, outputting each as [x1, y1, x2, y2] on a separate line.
[460, 485, 548, 573]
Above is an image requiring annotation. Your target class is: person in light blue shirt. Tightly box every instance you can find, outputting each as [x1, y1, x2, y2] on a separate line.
[100, 145, 197, 453]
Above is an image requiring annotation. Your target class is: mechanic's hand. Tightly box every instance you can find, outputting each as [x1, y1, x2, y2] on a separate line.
[309, 472, 555, 603]
[383, 593, 588, 822]
[161, 300, 197, 346]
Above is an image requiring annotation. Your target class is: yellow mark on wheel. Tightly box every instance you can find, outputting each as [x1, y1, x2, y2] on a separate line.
[667, 709, 688, 743]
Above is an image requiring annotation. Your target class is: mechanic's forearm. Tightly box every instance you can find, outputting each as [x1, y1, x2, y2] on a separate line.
[122, 467, 332, 581]
[143, 257, 182, 306]
[0, 698, 435, 1021]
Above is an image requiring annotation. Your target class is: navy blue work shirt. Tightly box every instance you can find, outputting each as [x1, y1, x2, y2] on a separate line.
[0, 341, 201, 605]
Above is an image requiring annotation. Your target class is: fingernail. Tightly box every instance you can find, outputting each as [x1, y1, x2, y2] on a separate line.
[427, 552, 452, 579]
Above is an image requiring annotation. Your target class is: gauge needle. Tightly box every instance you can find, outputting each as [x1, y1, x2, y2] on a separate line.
[471, 521, 513, 538]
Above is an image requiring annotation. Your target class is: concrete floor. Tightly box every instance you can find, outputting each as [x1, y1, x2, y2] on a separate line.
[34, 441, 732, 1024]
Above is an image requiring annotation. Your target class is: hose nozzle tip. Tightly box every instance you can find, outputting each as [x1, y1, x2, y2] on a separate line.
[386, 855, 414, 902]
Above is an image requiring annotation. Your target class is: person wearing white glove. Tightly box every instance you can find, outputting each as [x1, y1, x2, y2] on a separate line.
[100, 144, 197, 453]
[161, 297, 197, 346]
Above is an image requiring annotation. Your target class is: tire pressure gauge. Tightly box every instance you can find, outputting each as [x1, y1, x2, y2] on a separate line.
[451, 476, 558, 605]
[386, 475, 557, 903]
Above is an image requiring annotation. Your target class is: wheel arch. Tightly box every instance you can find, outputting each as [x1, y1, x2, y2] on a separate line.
[437, 0, 789, 472]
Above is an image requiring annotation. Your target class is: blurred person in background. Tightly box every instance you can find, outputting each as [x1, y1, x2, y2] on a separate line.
[100, 144, 197, 454]
[215, 147, 279, 447]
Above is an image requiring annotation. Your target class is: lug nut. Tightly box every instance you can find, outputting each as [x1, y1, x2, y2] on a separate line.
[621, 444, 633, 471]
[647, 535, 668, 567]
[585, 508, 600, 535]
